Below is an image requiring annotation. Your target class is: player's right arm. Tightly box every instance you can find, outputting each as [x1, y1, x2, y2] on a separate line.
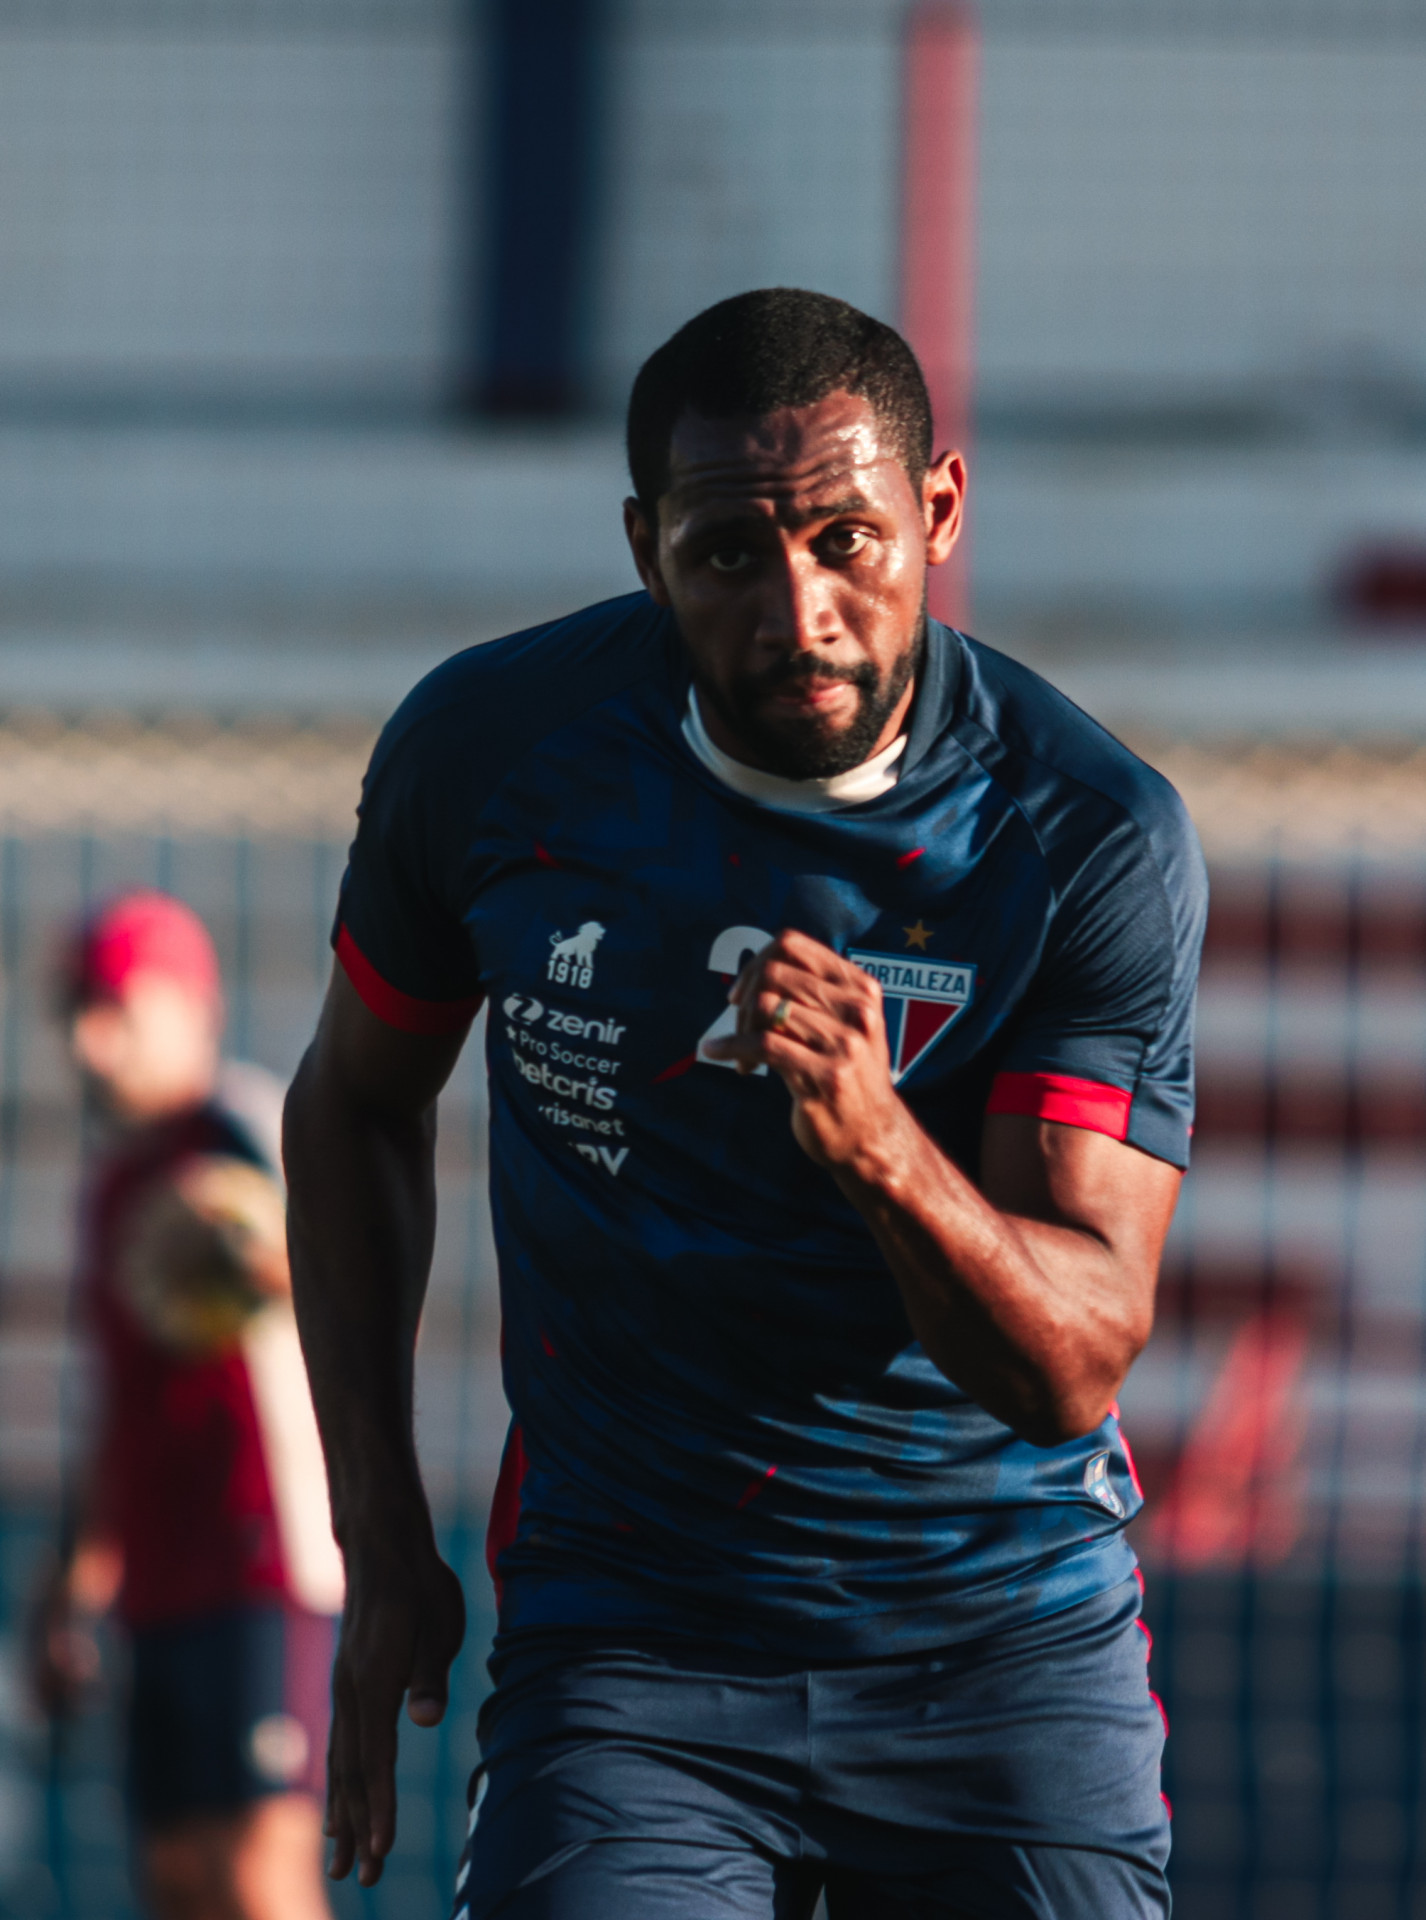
[283, 965, 475, 1887]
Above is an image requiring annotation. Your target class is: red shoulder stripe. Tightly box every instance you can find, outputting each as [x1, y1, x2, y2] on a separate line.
[986, 1070, 1132, 1141]
[335, 924, 481, 1036]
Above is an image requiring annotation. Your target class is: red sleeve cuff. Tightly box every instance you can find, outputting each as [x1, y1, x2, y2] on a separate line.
[335, 924, 482, 1036]
[986, 1071, 1132, 1141]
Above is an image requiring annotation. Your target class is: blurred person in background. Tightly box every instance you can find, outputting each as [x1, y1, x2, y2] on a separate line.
[29, 891, 343, 1920]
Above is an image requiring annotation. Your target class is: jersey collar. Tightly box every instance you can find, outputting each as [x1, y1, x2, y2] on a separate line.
[901, 619, 965, 778]
[682, 691, 907, 813]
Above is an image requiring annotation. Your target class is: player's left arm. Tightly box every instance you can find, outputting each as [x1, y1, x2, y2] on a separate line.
[705, 928, 1181, 1448]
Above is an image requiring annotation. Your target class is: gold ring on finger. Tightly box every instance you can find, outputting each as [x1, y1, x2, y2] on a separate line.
[770, 996, 792, 1031]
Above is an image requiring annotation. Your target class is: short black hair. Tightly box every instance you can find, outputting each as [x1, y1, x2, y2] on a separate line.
[626, 288, 933, 518]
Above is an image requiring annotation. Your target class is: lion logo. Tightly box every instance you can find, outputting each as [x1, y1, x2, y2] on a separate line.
[547, 920, 607, 989]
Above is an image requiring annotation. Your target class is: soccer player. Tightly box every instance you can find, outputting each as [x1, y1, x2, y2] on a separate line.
[32, 892, 342, 1920]
[285, 289, 1206, 1918]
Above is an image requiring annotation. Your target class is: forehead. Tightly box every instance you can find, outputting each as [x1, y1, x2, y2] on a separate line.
[663, 389, 905, 515]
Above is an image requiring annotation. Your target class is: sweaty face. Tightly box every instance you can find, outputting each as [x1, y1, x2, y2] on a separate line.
[639, 392, 933, 780]
[697, 606, 923, 780]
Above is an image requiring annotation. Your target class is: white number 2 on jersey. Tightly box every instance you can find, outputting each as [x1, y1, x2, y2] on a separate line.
[697, 925, 774, 1076]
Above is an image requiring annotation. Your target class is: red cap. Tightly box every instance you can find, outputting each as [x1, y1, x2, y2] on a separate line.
[68, 891, 221, 1007]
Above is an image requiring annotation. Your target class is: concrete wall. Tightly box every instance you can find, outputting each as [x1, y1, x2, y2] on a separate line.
[0, 0, 470, 410]
[0, 0, 1423, 642]
[590, 1, 903, 407]
[977, 33, 1426, 414]
[3, 1, 1423, 421]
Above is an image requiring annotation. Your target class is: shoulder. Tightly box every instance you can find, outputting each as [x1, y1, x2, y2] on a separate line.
[951, 633, 1206, 913]
[367, 591, 674, 801]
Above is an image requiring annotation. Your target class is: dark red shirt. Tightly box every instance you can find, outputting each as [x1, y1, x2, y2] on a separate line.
[84, 1106, 288, 1628]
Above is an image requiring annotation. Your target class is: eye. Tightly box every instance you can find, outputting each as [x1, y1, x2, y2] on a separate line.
[708, 548, 754, 574]
[824, 527, 871, 559]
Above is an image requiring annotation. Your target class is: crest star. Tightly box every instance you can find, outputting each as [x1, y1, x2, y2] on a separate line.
[903, 920, 932, 951]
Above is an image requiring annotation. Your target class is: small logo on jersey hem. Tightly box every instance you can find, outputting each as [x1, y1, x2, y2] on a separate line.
[847, 949, 974, 1084]
[1084, 1450, 1128, 1519]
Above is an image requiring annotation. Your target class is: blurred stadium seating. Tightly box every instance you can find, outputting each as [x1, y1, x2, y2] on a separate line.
[2, 2, 1426, 1916]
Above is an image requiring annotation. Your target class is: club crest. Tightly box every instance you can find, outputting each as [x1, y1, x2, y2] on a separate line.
[847, 949, 975, 1085]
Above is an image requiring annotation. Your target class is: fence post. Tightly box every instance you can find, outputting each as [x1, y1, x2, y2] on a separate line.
[901, 1, 978, 632]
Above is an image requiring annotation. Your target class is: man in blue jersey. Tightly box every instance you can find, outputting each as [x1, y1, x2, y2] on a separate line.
[285, 289, 1205, 1919]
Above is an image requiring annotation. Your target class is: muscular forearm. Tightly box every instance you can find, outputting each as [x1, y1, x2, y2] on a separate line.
[711, 930, 1172, 1448]
[834, 1106, 1151, 1446]
[283, 1050, 440, 1554]
[283, 975, 470, 1886]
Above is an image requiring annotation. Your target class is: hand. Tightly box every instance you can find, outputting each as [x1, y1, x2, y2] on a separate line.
[325, 1535, 466, 1886]
[117, 1154, 291, 1356]
[703, 929, 909, 1174]
[27, 1549, 114, 1719]
[172, 1155, 292, 1300]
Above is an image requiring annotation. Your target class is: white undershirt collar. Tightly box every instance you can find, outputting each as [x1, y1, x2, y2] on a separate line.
[681, 689, 905, 814]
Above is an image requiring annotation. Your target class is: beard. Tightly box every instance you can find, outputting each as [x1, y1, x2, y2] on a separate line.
[695, 616, 925, 781]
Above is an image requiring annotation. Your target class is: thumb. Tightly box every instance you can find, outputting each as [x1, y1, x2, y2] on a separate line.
[406, 1639, 450, 1726]
[405, 1581, 464, 1727]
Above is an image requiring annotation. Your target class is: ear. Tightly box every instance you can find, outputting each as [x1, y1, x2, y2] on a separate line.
[623, 498, 672, 606]
[922, 451, 966, 568]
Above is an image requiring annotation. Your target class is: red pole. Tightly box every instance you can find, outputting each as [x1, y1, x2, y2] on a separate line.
[901, 2, 979, 632]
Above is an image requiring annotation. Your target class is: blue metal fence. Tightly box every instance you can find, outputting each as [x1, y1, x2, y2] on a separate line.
[2, 823, 1426, 1913]
[1127, 854, 1426, 1916]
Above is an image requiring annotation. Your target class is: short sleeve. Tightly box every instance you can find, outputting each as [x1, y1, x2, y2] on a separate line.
[987, 805, 1207, 1169]
[332, 717, 484, 1036]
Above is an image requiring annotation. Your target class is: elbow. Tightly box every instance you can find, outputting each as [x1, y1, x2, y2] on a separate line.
[1011, 1326, 1152, 1452]
[915, 1277, 1157, 1448]
[921, 1347, 1130, 1449]
[1017, 1398, 1116, 1451]
[954, 1367, 1121, 1449]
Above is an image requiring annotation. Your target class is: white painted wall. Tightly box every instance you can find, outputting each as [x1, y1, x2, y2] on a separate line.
[0, 3, 1423, 421]
[0, 9, 470, 404]
[591, 5, 903, 406]
[977, 36, 1426, 406]
[0, 2, 1421, 627]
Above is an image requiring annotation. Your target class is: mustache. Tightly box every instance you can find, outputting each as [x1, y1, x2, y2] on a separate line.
[741, 654, 876, 693]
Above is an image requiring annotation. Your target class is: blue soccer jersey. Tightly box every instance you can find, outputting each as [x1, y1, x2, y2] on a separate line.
[335, 593, 1206, 1660]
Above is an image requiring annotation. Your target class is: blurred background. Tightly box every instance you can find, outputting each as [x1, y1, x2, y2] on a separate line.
[0, 0, 1424, 1915]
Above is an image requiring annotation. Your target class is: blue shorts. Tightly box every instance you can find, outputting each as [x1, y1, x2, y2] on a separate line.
[127, 1604, 334, 1832]
[453, 1577, 1170, 1919]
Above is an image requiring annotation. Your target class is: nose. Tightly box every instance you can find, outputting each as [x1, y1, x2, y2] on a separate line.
[751, 544, 842, 661]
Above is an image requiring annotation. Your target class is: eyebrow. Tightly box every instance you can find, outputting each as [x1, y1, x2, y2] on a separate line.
[677, 491, 875, 539]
